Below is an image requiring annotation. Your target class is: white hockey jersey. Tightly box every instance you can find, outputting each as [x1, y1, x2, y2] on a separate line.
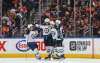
[56, 26, 64, 40]
[36, 24, 51, 35]
[27, 31, 38, 42]
[50, 28, 58, 39]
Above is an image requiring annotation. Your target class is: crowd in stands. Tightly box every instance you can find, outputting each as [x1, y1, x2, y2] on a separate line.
[41, 0, 100, 37]
[0, 0, 100, 38]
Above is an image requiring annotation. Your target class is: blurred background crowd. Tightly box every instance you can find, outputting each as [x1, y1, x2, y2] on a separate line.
[0, 0, 100, 38]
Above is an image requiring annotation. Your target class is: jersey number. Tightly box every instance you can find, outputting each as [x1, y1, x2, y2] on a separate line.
[44, 28, 49, 33]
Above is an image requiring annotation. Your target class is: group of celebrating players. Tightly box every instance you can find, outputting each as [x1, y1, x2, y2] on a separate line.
[26, 18, 64, 59]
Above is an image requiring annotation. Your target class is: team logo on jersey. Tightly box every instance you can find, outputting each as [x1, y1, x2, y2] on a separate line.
[31, 34, 36, 39]
[31, 31, 38, 39]
[16, 40, 30, 52]
[44, 28, 49, 33]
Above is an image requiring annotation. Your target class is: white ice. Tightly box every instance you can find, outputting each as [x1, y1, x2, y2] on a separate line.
[0, 58, 100, 63]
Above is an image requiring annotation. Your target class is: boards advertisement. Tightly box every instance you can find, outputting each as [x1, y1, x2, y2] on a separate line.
[0, 38, 100, 59]
[63, 38, 93, 58]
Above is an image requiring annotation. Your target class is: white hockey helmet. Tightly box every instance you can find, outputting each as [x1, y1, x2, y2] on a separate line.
[55, 20, 61, 25]
[27, 24, 33, 28]
[44, 18, 50, 23]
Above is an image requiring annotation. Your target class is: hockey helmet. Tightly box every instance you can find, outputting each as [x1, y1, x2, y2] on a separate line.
[44, 18, 50, 23]
[55, 20, 61, 25]
[27, 24, 33, 28]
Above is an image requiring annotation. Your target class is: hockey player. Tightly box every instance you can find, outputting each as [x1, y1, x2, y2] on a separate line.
[27, 24, 40, 59]
[50, 21, 58, 47]
[35, 18, 53, 59]
[55, 20, 64, 46]
[49, 21, 58, 59]
[52, 19, 64, 59]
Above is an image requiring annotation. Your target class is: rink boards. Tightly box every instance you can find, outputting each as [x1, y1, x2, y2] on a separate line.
[0, 38, 100, 59]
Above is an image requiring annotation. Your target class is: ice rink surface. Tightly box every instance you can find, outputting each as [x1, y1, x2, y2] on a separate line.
[0, 58, 100, 63]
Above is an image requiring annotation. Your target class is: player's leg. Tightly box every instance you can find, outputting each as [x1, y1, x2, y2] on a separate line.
[43, 35, 50, 59]
[52, 39, 64, 59]
[44, 34, 54, 59]
[50, 39, 58, 59]
[27, 42, 40, 59]
[27, 42, 38, 51]
[52, 39, 59, 59]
